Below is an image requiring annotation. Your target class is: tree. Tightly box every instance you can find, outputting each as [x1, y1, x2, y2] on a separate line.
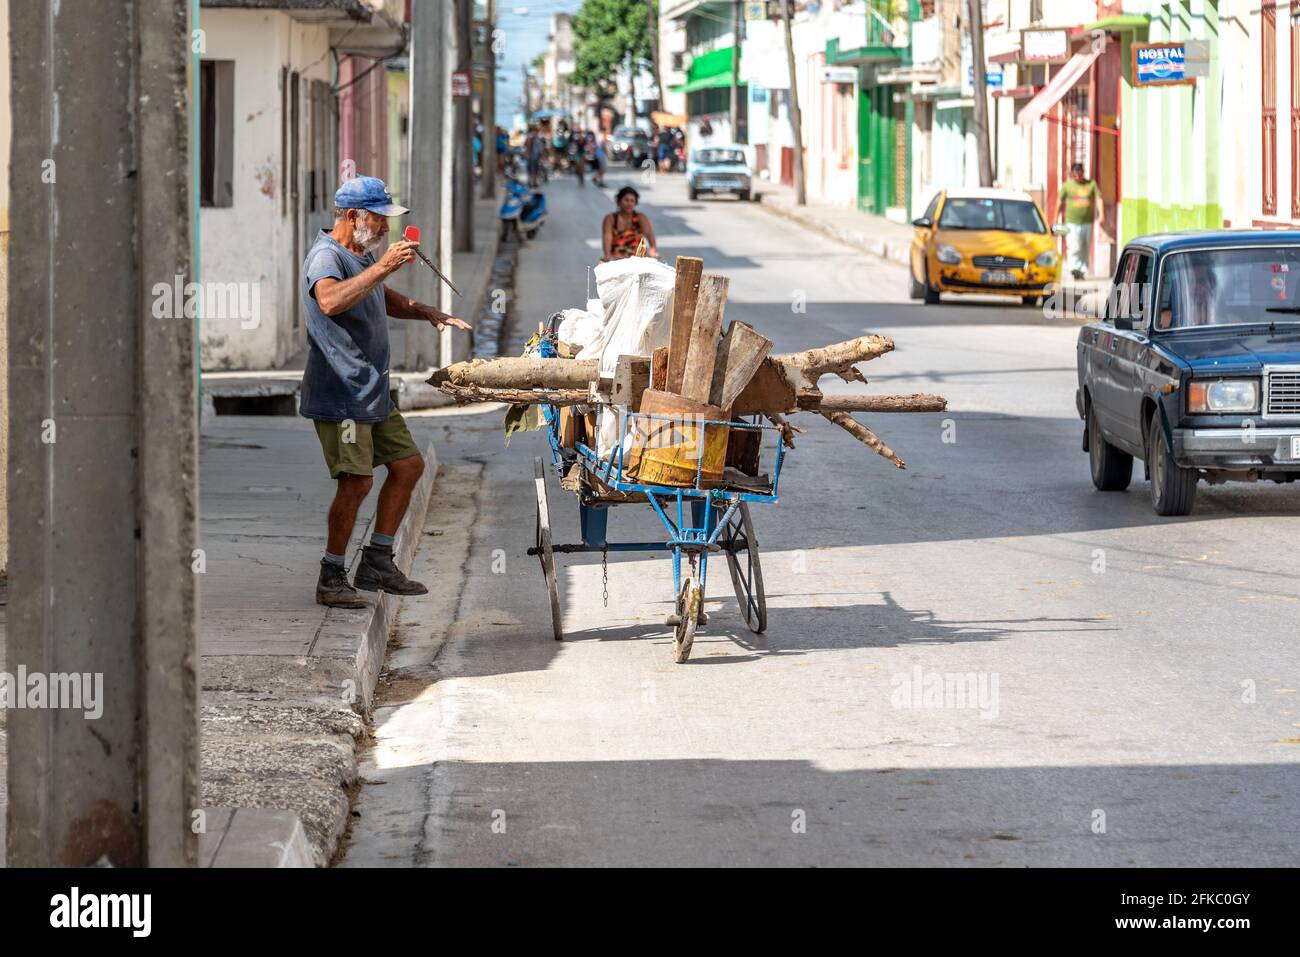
[571, 0, 653, 96]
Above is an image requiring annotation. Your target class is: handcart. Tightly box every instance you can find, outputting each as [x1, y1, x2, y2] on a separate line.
[526, 325, 788, 663]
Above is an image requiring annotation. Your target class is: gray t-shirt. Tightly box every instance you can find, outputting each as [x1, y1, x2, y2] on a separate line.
[299, 230, 391, 423]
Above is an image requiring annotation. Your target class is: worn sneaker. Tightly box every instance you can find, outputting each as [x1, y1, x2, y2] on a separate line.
[353, 544, 429, 596]
[317, 559, 367, 608]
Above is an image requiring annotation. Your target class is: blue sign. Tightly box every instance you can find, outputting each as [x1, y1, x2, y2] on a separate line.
[967, 65, 1005, 88]
[1135, 44, 1187, 85]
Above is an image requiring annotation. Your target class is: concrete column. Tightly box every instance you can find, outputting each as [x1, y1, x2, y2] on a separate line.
[453, 0, 474, 254]
[406, 0, 454, 369]
[479, 0, 497, 200]
[6, 0, 199, 866]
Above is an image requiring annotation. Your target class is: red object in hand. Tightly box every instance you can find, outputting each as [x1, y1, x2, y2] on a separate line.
[403, 225, 421, 243]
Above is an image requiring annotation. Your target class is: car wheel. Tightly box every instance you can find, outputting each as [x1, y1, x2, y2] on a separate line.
[689, 186, 699, 200]
[922, 262, 940, 304]
[908, 265, 925, 300]
[738, 189, 752, 201]
[1088, 401, 1133, 491]
[1147, 413, 1197, 516]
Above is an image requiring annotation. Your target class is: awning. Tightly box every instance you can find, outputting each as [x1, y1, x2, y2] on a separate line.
[651, 110, 688, 128]
[1016, 47, 1102, 126]
[670, 74, 743, 94]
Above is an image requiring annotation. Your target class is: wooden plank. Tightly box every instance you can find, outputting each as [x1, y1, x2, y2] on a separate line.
[650, 346, 668, 391]
[678, 273, 729, 404]
[731, 358, 798, 416]
[709, 320, 773, 409]
[611, 354, 651, 410]
[666, 256, 703, 394]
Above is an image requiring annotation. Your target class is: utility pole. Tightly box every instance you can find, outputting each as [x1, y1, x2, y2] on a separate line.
[781, 0, 805, 204]
[8, 0, 198, 866]
[967, 0, 993, 186]
[480, 0, 497, 199]
[647, 0, 665, 113]
[408, 0, 452, 367]
[453, 0, 474, 253]
[730, 0, 742, 142]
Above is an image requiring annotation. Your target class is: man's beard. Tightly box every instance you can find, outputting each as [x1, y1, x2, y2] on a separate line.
[353, 219, 383, 253]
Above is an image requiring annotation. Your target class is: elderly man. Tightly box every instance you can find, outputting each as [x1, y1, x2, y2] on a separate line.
[302, 175, 471, 608]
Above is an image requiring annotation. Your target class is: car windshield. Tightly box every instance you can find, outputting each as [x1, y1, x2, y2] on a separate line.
[695, 149, 745, 165]
[938, 197, 1046, 233]
[1156, 246, 1300, 328]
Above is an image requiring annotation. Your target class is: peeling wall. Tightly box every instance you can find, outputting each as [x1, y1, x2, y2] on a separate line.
[198, 9, 332, 371]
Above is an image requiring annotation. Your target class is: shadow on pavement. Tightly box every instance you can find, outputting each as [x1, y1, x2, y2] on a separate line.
[346, 756, 1300, 867]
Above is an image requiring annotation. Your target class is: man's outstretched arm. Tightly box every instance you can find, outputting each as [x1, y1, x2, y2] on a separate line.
[384, 284, 472, 331]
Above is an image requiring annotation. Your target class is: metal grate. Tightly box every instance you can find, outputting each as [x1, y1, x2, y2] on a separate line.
[972, 255, 1027, 270]
[1268, 371, 1300, 415]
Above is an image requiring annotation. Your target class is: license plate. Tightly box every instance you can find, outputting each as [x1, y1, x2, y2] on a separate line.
[1292, 436, 1300, 459]
[981, 270, 1016, 284]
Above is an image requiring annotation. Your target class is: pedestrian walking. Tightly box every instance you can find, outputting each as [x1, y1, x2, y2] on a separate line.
[655, 126, 674, 173]
[300, 176, 471, 608]
[526, 127, 545, 188]
[602, 186, 658, 260]
[1056, 162, 1104, 281]
[593, 132, 608, 187]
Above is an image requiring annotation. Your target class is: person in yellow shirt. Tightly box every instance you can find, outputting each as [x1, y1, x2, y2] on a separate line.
[1056, 162, 1104, 281]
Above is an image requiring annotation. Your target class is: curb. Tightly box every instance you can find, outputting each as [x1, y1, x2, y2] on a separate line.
[198, 437, 440, 866]
[200, 807, 316, 867]
[308, 437, 439, 715]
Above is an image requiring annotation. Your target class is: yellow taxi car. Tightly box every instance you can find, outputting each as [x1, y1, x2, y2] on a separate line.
[909, 187, 1063, 305]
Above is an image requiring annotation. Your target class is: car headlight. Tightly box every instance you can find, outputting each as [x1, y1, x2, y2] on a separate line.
[935, 244, 961, 265]
[1187, 379, 1260, 413]
[1035, 249, 1059, 267]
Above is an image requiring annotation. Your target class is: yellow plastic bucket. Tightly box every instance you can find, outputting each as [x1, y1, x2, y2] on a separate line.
[625, 389, 729, 488]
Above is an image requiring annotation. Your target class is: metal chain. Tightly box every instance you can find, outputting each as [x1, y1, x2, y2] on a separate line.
[601, 545, 609, 607]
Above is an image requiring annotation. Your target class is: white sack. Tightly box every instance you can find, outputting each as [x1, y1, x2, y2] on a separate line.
[556, 307, 603, 353]
[575, 257, 678, 458]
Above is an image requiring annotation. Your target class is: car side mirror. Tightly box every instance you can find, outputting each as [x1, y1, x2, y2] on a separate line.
[912, 217, 932, 228]
[1051, 224, 1068, 236]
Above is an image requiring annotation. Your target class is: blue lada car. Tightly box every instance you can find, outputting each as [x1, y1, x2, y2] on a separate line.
[1077, 230, 1300, 515]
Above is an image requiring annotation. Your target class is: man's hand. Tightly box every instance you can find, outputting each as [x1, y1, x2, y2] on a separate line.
[378, 239, 418, 274]
[424, 305, 472, 332]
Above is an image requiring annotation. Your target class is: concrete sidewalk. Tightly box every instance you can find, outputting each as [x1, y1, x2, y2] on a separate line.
[195, 416, 438, 866]
[755, 179, 1112, 317]
[0, 418, 438, 868]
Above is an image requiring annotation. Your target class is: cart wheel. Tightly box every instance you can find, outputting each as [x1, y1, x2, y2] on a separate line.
[672, 576, 701, 663]
[721, 502, 767, 634]
[534, 457, 563, 641]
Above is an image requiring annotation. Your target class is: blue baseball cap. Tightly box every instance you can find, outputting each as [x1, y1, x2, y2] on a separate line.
[334, 175, 409, 216]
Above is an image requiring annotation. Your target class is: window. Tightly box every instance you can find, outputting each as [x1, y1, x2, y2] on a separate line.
[1264, 2, 1278, 215]
[937, 197, 1047, 233]
[200, 60, 234, 208]
[1157, 247, 1300, 328]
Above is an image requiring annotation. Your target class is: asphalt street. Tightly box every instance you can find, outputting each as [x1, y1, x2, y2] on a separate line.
[341, 166, 1300, 867]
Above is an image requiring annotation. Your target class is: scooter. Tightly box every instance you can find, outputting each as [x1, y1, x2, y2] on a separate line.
[500, 174, 547, 241]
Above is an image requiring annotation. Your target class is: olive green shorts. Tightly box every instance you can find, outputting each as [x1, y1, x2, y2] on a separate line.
[314, 409, 421, 478]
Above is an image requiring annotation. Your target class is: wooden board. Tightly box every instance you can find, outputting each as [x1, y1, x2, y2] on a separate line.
[651, 346, 668, 391]
[732, 357, 798, 416]
[709, 320, 772, 409]
[611, 354, 651, 410]
[666, 256, 703, 394]
[678, 274, 729, 404]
